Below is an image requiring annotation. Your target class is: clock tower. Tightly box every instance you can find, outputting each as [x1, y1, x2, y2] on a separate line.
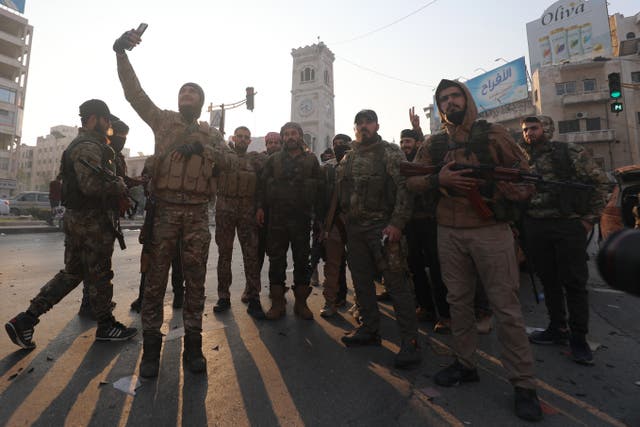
[291, 42, 335, 157]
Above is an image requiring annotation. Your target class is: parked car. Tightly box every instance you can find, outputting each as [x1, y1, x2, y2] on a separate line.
[9, 191, 50, 218]
[0, 198, 9, 215]
[600, 165, 640, 240]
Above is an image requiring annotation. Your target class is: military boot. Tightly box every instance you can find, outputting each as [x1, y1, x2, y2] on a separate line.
[183, 332, 207, 374]
[293, 286, 313, 320]
[265, 285, 286, 320]
[140, 332, 162, 378]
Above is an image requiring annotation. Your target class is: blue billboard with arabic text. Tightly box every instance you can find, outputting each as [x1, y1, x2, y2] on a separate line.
[0, 0, 25, 13]
[465, 57, 529, 112]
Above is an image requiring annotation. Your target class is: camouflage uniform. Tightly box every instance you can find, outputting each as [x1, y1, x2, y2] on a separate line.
[258, 148, 323, 318]
[215, 149, 266, 301]
[117, 54, 224, 337]
[28, 129, 125, 329]
[337, 136, 418, 342]
[523, 136, 609, 340]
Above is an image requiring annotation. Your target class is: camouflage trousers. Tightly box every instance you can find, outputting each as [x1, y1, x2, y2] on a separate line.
[346, 222, 418, 342]
[28, 209, 117, 327]
[142, 202, 211, 335]
[215, 209, 261, 300]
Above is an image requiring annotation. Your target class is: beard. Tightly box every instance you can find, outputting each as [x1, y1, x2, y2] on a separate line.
[285, 138, 300, 150]
[179, 105, 201, 123]
[445, 110, 465, 125]
[235, 143, 248, 154]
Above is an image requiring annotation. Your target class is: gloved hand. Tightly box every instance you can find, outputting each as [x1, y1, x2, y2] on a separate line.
[175, 142, 204, 158]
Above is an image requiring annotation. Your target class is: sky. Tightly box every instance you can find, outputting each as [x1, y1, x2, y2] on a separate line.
[15, 0, 640, 156]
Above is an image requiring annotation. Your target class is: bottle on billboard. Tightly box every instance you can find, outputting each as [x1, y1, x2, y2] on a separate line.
[550, 27, 569, 63]
[567, 25, 583, 57]
[581, 22, 593, 54]
[539, 36, 552, 66]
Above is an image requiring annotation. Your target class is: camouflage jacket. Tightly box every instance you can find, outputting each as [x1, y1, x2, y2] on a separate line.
[117, 54, 226, 203]
[216, 149, 267, 214]
[61, 128, 125, 211]
[523, 139, 609, 223]
[258, 149, 323, 219]
[337, 137, 412, 229]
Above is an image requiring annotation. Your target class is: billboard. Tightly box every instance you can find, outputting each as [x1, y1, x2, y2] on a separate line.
[464, 57, 529, 112]
[527, 0, 612, 72]
[0, 0, 25, 13]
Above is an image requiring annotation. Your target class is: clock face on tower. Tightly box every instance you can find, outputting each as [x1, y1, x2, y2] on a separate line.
[298, 98, 314, 117]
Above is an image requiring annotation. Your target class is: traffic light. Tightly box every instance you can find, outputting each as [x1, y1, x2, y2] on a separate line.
[246, 87, 255, 111]
[610, 102, 623, 113]
[608, 73, 621, 99]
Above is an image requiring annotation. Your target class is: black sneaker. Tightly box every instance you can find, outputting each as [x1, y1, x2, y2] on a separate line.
[394, 338, 422, 369]
[569, 335, 594, 365]
[213, 298, 231, 313]
[5, 312, 39, 350]
[341, 327, 381, 347]
[247, 298, 266, 319]
[434, 360, 480, 387]
[96, 321, 137, 341]
[514, 386, 543, 422]
[528, 326, 569, 345]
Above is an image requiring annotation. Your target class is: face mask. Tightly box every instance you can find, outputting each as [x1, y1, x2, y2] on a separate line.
[110, 135, 126, 153]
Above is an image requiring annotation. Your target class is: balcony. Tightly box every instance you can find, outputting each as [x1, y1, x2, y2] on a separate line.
[558, 129, 616, 144]
[562, 90, 610, 105]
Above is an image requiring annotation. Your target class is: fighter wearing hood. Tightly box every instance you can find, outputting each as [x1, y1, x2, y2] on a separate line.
[406, 80, 543, 422]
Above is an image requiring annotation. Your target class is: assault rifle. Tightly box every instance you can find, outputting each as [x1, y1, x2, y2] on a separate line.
[79, 158, 126, 250]
[400, 162, 595, 190]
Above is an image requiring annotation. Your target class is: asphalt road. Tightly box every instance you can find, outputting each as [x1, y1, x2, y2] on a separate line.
[0, 230, 639, 426]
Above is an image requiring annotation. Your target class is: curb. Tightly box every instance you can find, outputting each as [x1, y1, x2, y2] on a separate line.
[0, 222, 144, 235]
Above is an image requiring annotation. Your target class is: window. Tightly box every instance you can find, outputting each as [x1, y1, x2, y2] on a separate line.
[626, 32, 636, 40]
[301, 66, 315, 82]
[37, 194, 49, 202]
[555, 81, 576, 95]
[0, 109, 14, 126]
[21, 193, 36, 201]
[534, 90, 538, 102]
[632, 71, 640, 83]
[586, 117, 601, 131]
[324, 70, 330, 85]
[558, 119, 580, 133]
[637, 112, 640, 125]
[583, 79, 596, 92]
[0, 88, 16, 105]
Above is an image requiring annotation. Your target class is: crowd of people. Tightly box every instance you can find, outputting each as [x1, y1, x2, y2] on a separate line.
[4, 28, 614, 423]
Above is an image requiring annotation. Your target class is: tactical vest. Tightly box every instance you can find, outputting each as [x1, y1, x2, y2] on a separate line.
[338, 141, 396, 218]
[61, 133, 116, 210]
[538, 141, 591, 216]
[429, 120, 523, 222]
[217, 153, 257, 198]
[267, 151, 318, 209]
[152, 122, 215, 202]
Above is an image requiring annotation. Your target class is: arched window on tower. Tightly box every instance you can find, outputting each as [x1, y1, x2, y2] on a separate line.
[324, 70, 330, 85]
[626, 32, 636, 40]
[301, 66, 315, 83]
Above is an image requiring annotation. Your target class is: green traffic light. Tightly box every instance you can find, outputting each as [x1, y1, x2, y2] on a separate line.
[611, 90, 621, 99]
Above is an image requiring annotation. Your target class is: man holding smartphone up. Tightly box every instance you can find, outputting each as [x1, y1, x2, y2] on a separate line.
[113, 26, 226, 378]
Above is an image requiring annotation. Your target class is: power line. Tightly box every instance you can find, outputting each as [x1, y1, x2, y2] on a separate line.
[336, 54, 434, 88]
[330, 0, 440, 45]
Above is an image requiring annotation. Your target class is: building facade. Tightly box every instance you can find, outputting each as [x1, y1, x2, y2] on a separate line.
[290, 42, 335, 157]
[0, 6, 32, 196]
